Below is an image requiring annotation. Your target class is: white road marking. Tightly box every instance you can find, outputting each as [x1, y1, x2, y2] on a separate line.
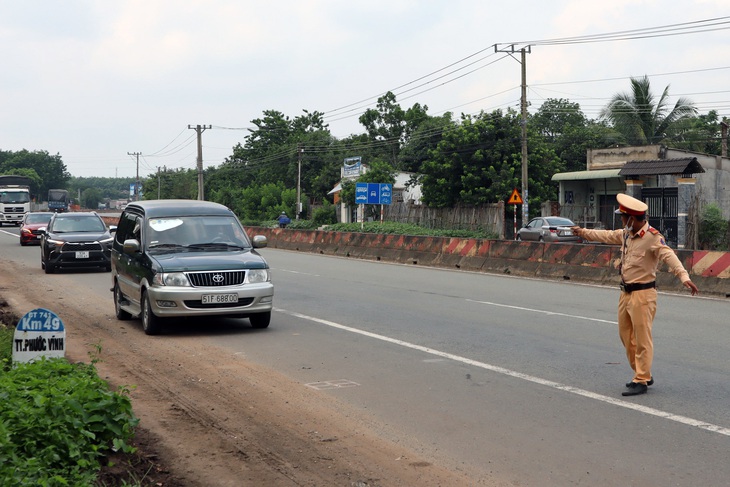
[275, 268, 321, 277]
[277, 307, 730, 438]
[466, 298, 618, 324]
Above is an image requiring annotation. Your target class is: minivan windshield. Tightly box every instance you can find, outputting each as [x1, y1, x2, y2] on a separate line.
[146, 215, 251, 250]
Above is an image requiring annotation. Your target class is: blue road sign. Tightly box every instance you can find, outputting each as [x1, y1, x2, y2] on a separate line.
[379, 183, 392, 205]
[356, 182, 392, 205]
[355, 183, 368, 204]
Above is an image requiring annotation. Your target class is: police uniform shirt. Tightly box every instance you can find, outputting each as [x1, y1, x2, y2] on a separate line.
[579, 222, 691, 284]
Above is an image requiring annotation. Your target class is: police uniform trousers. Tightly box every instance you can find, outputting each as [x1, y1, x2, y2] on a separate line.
[617, 287, 657, 384]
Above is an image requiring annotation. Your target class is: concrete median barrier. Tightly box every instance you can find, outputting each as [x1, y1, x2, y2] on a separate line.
[247, 227, 730, 296]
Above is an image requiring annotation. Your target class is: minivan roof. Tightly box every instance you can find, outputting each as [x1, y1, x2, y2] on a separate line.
[126, 200, 234, 218]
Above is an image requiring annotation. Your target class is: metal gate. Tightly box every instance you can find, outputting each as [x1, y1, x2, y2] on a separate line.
[642, 187, 678, 247]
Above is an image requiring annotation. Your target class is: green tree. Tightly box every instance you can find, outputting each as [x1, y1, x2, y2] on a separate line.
[398, 112, 455, 173]
[599, 75, 697, 145]
[699, 203, 729, 250]
[419, 109, 562, 216]
[674, 110, 726, 155]
[80, 187, 103, 209]
[0, 149, 69, 199]
[143, 167, 197, 200]
[358, 91, 429, 170]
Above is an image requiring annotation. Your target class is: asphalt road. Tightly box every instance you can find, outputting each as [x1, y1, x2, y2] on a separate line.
[2, 224, 729, 486]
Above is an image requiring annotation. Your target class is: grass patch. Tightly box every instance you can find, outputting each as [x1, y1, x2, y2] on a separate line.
[0, 312, 139, 486]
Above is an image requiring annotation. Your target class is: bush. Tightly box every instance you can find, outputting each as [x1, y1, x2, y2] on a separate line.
[312, 203, 337, 226]
[0, 325, 12, 371]
[699, 203, 729, 250]
[0, 357, 138, 486]
[324, 221, 498, 239]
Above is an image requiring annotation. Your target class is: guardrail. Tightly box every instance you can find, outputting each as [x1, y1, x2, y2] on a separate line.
[249, 227, 730, 297]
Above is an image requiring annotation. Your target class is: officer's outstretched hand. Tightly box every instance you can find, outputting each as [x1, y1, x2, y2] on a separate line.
[571, 226, 584, 237]
[684, 280, 699, 296]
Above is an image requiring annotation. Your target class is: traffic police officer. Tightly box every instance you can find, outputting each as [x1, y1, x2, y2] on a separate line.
[572, 193, 699, 396]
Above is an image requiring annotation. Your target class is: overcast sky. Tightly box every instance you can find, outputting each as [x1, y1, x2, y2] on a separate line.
[1, 1, 728, 179]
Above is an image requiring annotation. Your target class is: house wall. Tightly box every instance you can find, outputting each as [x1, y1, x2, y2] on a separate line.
[587, 145, 661, 170]
[665, 148, 730, 218]
[578, 145, 730, 219]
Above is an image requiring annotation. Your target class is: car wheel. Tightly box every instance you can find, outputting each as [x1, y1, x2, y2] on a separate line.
[538, 237, 544, 242]
[516, 235, 522, 241]
[20, 239, 26, 246]
[141, 291, 162, 335]
[249, 311, 271, 329]
[114, 282, 132, 320]
[44, 259, 54, 274]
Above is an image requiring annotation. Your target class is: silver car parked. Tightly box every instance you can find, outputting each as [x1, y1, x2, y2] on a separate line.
[516, 217, 582, 243]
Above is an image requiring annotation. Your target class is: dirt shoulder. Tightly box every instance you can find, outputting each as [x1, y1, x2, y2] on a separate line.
[0, 260, 478, 486]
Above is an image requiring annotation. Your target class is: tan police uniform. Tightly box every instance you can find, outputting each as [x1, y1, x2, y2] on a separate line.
[578, 194, 691, 388]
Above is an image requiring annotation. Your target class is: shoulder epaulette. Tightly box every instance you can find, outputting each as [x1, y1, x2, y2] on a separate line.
[648, 227, 659, 235]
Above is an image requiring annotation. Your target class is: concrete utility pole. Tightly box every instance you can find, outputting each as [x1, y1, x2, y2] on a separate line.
[127, 152, 141, 201]
[297, 146, 303, 220]
[188, 124, 212, 200]
[495, 44, 531, 226]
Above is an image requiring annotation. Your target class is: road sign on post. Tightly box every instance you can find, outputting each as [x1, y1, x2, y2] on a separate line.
[355, 183, 393, 205]
[508, 189, 524, 240]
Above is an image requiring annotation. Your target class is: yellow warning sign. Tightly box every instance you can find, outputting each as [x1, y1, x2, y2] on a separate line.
[507, 188, 523, 205]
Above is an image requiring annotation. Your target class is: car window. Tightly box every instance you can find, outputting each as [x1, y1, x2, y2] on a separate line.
[26, 213, 52, 224]
[52, 216, 105, 233]
[545, 217, 574, 226]
[147, 216, 250, 249]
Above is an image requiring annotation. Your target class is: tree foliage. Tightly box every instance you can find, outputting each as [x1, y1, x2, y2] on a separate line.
[0, 149, 69, 200]
[600, 75, 698, 145]
[4, 73, 727, 231]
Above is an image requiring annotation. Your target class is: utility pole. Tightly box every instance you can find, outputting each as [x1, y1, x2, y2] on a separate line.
[495, 44, 531, 226]
[297, 146, 303, 220]
[127, 152, 141, 201]
[188, 124, 211, 200]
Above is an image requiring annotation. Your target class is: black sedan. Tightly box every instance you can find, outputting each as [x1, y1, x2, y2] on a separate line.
[40, 212, 116, 273]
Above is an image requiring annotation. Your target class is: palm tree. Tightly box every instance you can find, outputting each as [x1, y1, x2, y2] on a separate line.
[600, 75, 697, 145]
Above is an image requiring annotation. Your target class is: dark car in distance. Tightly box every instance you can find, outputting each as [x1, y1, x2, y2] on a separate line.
[516, 217, 582, 243]
[20, 212, 53, 246]
[111, 200, 274, 335]
[40, 212, 115, 273]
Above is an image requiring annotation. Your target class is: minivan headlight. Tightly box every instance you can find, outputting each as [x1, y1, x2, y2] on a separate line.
[153, 272, 191, 287]
[247, 269, 270, 283]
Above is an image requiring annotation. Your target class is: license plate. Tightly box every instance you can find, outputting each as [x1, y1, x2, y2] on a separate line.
[75, 251, 89, 259]
[202, 293, 238, 304]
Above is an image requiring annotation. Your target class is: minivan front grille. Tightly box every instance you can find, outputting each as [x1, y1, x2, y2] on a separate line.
[187, 270, 245, 287]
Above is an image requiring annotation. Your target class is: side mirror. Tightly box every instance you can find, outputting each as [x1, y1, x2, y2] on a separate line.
[109, 225, 117, 233]
[252, 235, 268, 249]
[122, 238, 141, 254]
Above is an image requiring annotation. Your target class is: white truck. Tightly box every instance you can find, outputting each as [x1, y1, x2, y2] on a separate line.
[0, 175, 33, 226]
